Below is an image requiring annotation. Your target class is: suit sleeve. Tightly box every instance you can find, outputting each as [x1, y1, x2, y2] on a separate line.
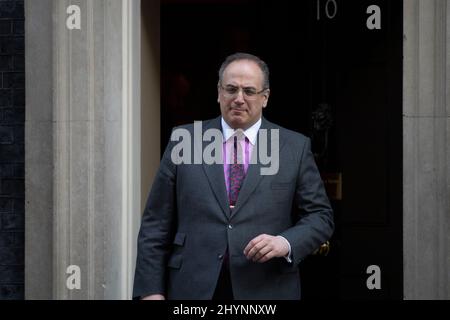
[132, 139, 177, 299]
[279, 137, 334, 266]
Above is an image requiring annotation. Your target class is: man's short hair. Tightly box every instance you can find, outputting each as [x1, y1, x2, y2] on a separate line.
[218, 52, 270, 90]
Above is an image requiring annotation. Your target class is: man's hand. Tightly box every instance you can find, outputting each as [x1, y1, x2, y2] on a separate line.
[141, 294, 165, 300]
[243, 234, 289, 263]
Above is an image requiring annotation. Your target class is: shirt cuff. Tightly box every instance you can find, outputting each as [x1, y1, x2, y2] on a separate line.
[278, 235, 292, 263]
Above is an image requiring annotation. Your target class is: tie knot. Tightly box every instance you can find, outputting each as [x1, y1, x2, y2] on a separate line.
[234, 129, 245, 140]
[232, 135, 249, 153]
[231, 130, 247, 145]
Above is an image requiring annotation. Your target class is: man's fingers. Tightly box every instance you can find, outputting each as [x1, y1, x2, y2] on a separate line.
[245, 239, 268, 259]
[243, 234, 288, 262]
[243, 234, 266, 256]
[248, 239, 270, 260]
[253, 245, 273, 262]
[256, 250, 275, 263]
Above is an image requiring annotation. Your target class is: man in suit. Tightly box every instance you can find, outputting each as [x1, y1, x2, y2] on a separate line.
[133, 53, 334, 300]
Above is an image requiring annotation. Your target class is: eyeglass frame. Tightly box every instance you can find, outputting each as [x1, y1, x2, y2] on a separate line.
[218, 83, 269, 100]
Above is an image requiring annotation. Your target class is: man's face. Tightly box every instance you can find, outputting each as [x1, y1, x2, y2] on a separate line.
[218, 60, 270, 130]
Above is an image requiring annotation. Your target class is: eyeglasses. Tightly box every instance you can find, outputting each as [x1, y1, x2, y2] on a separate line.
[219, 84, 267, 100]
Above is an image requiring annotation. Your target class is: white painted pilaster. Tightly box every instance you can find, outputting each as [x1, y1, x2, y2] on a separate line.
[403, 0, 450, 300]
[25, 0, 142, 299]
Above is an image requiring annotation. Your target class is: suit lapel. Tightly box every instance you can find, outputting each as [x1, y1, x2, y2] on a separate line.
[230, 145, 263, 218]
[201, 116, 286, 219]
[201, 117, 230, 217]
[231, 117, 285, 218]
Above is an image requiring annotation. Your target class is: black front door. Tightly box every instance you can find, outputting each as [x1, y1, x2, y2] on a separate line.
[161, 0, 403, 299]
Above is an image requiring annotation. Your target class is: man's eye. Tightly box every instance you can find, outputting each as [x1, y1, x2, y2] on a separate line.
[244, 89, 256, 96]
[226, 87, 238, 94]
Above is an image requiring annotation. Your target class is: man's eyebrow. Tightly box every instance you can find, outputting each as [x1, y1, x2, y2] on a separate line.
[224, 84, 257, 89]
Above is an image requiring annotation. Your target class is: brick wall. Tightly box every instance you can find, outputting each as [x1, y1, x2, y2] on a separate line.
[0, 0, 24, 300]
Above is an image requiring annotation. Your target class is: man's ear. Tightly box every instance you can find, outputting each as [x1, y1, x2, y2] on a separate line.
[263, 89, 270, 108]
[217, 83, 221, 103]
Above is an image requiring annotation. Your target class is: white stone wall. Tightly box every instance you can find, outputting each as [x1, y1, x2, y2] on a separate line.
[403, 0, 450, 299]
[25, 0, 142, 299]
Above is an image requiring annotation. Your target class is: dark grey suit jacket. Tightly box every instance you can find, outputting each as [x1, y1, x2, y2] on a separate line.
[133, 116, 334, 300]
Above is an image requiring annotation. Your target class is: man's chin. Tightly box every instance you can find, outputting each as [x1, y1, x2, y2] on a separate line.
[228, 116, 248, 129]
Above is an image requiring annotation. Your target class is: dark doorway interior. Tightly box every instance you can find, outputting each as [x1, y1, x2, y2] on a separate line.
[161, 0, 403, 299]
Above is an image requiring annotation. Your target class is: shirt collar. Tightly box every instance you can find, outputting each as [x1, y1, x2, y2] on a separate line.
[221, 117, 261, 145]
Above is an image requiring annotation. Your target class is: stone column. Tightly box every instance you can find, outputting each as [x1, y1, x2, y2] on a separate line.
[25, 0, 142, 299]
[403, 0, 450, 299]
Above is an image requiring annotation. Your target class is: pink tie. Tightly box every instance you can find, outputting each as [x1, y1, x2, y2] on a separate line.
[228, 136, 247, 207]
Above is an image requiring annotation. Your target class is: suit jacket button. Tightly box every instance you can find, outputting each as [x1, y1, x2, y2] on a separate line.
[228, 224, 233, 229]
[218, 254, 223, 259]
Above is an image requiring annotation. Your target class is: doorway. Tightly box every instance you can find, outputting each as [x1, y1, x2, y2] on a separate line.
[159, 0, 403, 299]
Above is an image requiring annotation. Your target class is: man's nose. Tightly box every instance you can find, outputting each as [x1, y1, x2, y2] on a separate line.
[234, 89, 245, 104]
